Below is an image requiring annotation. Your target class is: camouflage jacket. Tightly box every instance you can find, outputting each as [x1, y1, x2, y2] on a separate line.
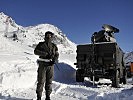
[34, 42, 59, 61]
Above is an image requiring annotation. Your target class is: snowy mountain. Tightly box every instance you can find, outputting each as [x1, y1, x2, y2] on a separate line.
[0, 12, 133, 100]
[124, 52, 133, 65]
[0, 12, 76, 52]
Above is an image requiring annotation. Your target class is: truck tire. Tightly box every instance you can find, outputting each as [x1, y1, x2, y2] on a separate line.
[112, 70, 120, 88]
[122, 69, 127, 84]
[76, 69, 84, 82]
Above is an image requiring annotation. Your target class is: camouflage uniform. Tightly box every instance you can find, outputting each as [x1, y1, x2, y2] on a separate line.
[34, 31, 59, 100]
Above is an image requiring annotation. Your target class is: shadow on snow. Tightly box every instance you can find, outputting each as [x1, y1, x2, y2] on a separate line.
[54, 62, 76, 84]
[0, 94, 32, 100]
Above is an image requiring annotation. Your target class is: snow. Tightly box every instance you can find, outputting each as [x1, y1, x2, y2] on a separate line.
[0, 12, 133, 100]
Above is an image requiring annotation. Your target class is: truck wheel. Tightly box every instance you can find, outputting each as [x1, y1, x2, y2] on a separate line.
[122, 69, 127, 84]
[112, 70, 120, 88]
[76, 69, 84, 82]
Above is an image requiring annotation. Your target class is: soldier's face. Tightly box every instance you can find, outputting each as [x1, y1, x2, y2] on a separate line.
[45, 34, 53, 42]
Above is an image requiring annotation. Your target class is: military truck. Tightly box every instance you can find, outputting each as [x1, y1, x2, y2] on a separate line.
[75, 24, 127, 88]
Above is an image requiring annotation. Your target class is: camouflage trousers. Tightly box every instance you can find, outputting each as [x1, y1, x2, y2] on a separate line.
[36, 61, 54, 97]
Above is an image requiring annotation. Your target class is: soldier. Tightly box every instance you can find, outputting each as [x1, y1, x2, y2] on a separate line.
[34, 31, 59, 100]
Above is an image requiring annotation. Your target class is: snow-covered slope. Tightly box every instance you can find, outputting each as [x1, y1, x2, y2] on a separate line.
[0, 12, 76, 51]
[0, 12, 133, 100]
[124, 52, 133, 65]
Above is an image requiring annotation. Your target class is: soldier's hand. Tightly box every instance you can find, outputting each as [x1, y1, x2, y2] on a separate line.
[49, 60, 55, 65]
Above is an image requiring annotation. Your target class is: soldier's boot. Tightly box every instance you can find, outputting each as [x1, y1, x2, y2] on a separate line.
[37, 95, 41, 100]
[37, 97, 41, 100]
[45, 95, 50, 100]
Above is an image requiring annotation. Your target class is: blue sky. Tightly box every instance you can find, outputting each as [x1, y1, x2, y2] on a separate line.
[0, 0, 133, 52]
